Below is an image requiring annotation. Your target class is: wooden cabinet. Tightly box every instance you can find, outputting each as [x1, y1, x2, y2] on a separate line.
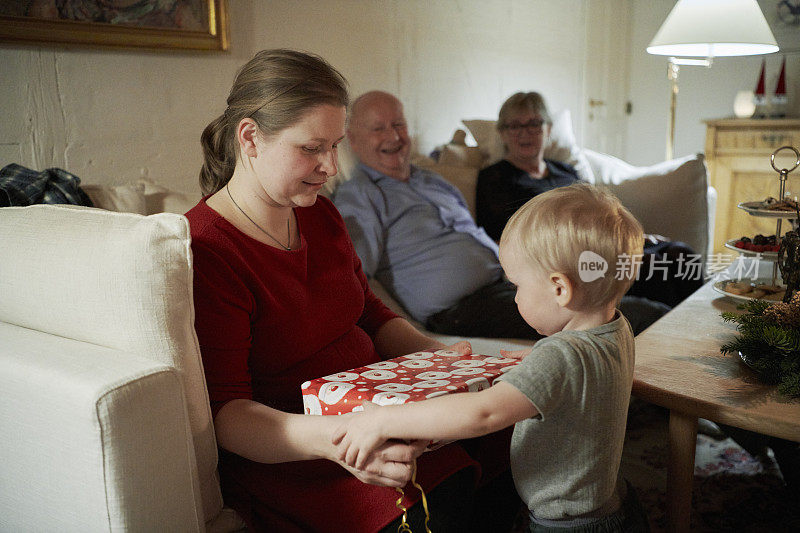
[704, 118, 800, 256]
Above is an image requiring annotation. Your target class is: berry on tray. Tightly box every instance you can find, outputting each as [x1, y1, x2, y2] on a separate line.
[732, 234, 780, 253]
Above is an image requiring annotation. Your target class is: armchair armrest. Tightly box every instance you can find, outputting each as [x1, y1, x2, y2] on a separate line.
[0, 322, 203, 531]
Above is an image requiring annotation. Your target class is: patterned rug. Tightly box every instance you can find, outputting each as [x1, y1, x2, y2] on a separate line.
[621, 399, 800, 532]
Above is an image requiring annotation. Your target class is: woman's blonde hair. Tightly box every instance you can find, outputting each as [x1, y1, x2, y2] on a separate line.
[497, 91, 552, 131]
[500, 183, 644, 308]
[199, 49, 349, 195]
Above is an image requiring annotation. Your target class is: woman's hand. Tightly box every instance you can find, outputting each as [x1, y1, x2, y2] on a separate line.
[444, 340, 472, 355]
[500, 347, 532, 359]
[334, 433, 426, 487]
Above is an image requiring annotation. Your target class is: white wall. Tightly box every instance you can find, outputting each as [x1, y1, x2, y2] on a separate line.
[2, 0, 797, 190]
[625, 0, 800, 166]
[0, 0, 587, 194]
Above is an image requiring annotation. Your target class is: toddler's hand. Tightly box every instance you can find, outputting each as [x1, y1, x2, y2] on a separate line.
[332, 401, 389, 470]
[336, 438, 425, 488]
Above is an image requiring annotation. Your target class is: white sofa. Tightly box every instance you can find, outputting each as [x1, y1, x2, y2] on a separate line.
[328, 111, 716, 344]
[418, 111, 716, 262]
[0, 118, 715, 529]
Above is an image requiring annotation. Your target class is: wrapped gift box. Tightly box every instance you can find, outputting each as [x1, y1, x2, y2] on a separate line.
[301, 350, 520, 416]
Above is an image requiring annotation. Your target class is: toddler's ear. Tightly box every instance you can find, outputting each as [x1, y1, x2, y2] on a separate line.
[550, 273, 573, 307]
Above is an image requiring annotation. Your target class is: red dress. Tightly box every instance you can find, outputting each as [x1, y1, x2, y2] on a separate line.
[186, 196, 483, 532]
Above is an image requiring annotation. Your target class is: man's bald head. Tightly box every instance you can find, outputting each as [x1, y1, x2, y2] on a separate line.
[349, 91, 402, 126]
[346, 91, 411, 181]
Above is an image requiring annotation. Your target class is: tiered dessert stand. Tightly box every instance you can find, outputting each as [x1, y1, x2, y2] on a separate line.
[720, 146, 800, 301]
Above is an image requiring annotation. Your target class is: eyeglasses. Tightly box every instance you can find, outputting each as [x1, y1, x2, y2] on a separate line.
[501, 119, 545, 135]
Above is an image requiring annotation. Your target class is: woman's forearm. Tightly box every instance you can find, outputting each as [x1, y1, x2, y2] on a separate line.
[214, 399, 338, 463]
[215, 398, 424, 488]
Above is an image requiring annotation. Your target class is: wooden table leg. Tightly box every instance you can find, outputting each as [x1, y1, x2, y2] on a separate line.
[667, 411, 698, 533]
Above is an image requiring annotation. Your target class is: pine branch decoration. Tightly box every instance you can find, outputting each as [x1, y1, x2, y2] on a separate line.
[720, 294, 800, 397]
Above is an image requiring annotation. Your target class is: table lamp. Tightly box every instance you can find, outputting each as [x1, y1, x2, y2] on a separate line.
[647, 0, 779, 160]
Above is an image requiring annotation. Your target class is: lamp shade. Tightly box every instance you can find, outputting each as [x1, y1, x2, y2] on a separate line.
[647, 0, 778, 57]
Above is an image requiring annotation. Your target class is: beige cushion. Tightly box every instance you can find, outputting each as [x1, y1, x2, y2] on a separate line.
[82, 182, 147, 214]
[462, 109, 595, 182]
[416, 160, 480, 218]
[137, 178, 201, 215]
[0, 205, 224, 526]
[438, 143, 484, 168]
[83, 180, 200, 215]
[584, 149, 710, 258]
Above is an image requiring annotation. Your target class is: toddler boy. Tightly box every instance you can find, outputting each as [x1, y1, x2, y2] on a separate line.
[333, 183, 650, 532]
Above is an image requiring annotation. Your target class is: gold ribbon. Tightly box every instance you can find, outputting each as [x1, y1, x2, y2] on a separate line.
[394, 459, 432, 533]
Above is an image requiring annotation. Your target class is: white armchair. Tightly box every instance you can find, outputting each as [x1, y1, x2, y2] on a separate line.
[0, 205, 243, 532]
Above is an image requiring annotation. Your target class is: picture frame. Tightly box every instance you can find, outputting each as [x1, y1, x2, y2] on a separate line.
[765, 0, 800, 54]
[0, 0, 229, 52]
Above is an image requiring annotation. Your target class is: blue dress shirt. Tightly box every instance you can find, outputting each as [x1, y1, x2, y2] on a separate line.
[333, 163, 503, 322]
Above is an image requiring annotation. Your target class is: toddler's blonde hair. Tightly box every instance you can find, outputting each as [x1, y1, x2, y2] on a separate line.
[500, 183, 644, 308]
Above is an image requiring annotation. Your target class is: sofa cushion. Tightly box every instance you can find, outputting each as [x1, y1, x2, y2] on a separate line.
[584, 149, 710, 259]
[137, 178, 201, 215]
[82, 182, 147, 214]
[416, 161, 480, 218]
[438, 142, 485, 168]
[82, 180, 200, 215]
[0, 205, 223, 526]
[462, 109, 595, 182]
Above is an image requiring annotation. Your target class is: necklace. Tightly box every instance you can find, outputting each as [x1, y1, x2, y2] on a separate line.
[226, 183, 292, 251]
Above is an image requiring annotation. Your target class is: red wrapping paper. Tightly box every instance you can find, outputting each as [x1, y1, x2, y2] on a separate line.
[301, 349, 520, 416]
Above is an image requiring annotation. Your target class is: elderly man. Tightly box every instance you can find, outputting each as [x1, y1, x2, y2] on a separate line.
[334, 91, 668, 338]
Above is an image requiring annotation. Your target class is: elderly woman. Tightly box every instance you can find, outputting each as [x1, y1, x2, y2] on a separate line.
[476, 92, 577, 242]
[477, 91, 702, 308]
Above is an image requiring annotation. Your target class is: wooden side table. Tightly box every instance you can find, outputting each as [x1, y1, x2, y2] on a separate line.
[634, 278, 800, 532]
[704, 118, 800, 256]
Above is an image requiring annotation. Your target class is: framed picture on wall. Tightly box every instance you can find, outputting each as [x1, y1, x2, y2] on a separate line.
[764, 0, 800, 53]
[0, 0, 229, 51]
